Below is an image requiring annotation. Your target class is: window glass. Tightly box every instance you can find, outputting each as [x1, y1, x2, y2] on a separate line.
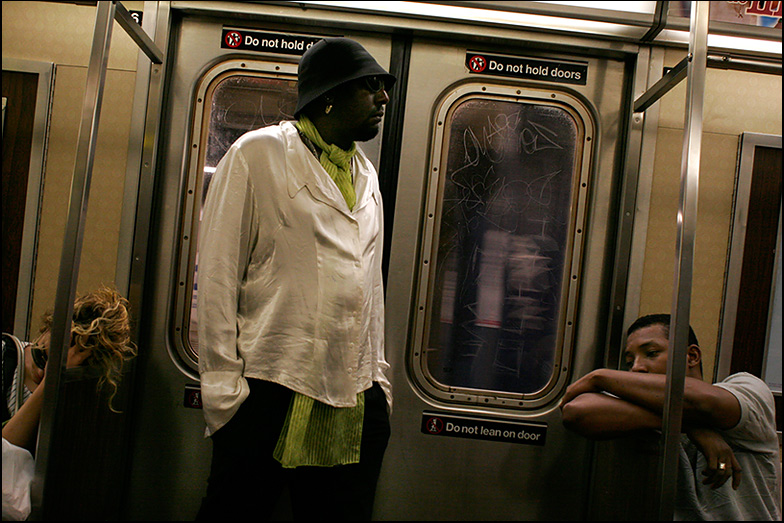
[421, 94, 585, 399]
[186, 73, 298, 356]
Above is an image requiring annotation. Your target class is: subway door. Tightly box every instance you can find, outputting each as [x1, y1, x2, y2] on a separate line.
[378, 38, 629, 520]
[123, 11, 395, 520]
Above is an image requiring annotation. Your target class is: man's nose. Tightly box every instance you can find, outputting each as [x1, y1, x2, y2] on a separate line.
[375, 89, 390, 105]
[630, 359, 647, 373]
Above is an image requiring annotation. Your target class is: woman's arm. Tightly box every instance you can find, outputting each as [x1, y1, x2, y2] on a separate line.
[2, 376, 46, 452]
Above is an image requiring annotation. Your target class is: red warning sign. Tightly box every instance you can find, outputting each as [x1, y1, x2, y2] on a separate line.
[221, 27, 322, 55]
[468, 54, 487, 73]
[465, 51, 588, 85]
[224, 30, 242, 48]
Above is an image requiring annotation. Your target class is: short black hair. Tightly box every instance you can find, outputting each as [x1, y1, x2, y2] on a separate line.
[626, 313, 699, 347]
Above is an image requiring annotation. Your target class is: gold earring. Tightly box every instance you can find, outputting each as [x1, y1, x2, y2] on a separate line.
[325, 104, 332, 115]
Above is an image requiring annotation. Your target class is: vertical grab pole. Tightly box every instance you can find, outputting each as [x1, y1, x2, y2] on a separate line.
[29, 1, 117, 519]
[656, 1, 709, 520]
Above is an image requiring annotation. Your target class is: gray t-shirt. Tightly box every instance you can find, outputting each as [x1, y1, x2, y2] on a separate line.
[675, 372, 781, 520]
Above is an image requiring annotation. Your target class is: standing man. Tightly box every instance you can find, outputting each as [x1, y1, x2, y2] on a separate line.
[560, 314, 781, 520]
[196, 38, 395, 520]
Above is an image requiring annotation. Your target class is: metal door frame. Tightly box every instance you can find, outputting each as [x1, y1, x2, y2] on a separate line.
[1, 57, 54, 340]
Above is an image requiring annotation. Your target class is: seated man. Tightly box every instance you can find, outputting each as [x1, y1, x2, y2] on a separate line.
[560, 313, 781, 521]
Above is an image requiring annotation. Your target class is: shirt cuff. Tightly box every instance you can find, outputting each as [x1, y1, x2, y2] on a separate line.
[199, 371, 250, 436]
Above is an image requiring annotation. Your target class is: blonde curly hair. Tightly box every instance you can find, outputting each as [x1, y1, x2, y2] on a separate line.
[40, 286, 137, 412]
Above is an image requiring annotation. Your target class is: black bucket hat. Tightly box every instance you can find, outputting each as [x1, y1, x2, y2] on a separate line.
[295, 37, 396, 117]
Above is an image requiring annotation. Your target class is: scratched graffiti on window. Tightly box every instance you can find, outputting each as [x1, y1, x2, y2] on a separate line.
[427, 98, 579, 395]
[203, 75, 298, 201]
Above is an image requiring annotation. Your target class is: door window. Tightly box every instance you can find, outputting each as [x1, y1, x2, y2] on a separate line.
[412, 84, 595, 409]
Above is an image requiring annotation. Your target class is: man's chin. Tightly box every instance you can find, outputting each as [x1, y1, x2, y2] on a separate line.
[355, 124, 381, 143]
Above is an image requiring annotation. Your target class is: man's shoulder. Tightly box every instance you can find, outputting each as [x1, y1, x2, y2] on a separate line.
[715, 372, 777, 442]
[234, 120, 294, 147]
[716, 372, 775, 408]
[717, 372, 771, 393]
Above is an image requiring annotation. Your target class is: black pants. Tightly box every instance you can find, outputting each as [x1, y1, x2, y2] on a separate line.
[196, 380, 390, 521]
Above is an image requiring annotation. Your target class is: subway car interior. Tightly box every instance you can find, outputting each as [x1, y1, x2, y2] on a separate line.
[2, 1, 781, 520]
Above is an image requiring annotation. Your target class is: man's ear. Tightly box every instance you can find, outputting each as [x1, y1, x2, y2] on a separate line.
[687, 344, 702, 370]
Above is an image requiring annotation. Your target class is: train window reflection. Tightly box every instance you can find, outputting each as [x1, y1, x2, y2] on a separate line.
[415, 87, 593, 408]
[176, 66, 298, 366]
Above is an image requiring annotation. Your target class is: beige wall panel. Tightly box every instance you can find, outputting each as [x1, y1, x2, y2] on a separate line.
[639, 47, 781, 381]
[31, 65, 82, 333]
[29, 65, 135, 334]
[1, 0, 144, 71]
[658, 49, 782, 135]
[3, 1, 144, 333]
[640, 129, 740, 380]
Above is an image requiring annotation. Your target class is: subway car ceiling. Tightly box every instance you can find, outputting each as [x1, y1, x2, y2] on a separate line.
[172, 1, 782, 58]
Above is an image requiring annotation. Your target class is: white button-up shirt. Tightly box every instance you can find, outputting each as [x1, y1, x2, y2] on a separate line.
[197, 121, 391, 436]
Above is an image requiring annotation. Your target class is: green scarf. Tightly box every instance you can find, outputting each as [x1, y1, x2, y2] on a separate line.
[296, 115, 357, 210]
[273, 391, 365, 468]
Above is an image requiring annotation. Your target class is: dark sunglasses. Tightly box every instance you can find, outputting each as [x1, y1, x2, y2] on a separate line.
[363, 75, 387, 94]
[30, 344, 49, 370]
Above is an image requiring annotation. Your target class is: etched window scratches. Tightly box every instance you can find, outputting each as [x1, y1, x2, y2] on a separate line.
[445, 108, 571, 233]
[521, 120, 564, 155]
[426, 97, 580, 396]
[206, 75, 299, 168]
